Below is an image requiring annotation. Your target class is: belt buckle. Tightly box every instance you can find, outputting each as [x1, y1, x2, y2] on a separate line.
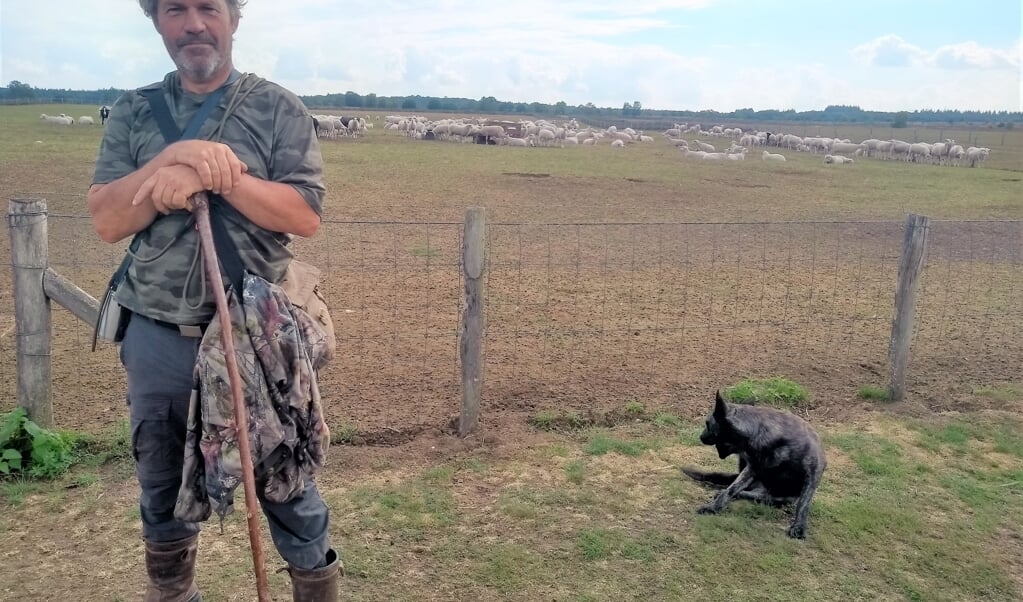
[178, 324, 205, 338]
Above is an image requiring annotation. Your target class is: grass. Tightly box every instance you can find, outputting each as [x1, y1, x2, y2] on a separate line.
[0, 411, 1021, 600]
[724, 377, 809, 407]
[974, 382, 1023, 402]
[858, 385, 891, 401]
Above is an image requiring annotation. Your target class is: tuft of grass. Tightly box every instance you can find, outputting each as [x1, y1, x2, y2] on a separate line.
[724, 377, 808, 408]
[564, 460, 586, 485]
[329, 424, 359, 445]
[973, 382, 1023, 402]
[577, 528, 619, 560]
[584, 433, 650, 457]
[528, 409, 588, 431]
[623, 401, 646, 417]
[0, 479, 40, 506]
[858, 385, 890, 402]
[651, 412, 682, 428]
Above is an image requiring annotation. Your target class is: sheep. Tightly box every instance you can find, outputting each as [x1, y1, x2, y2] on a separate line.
[762, 150, 786, 162]
[692, 140, 715, 152]
[823, 154, 854, 165]
[829, 141, 861, 156]
[39, 113, 72, 125]
[78, 116, 95, 125]
[966, 147, 990, 167]
[948, 144, 965, 167]
[908, 143, 931, 163]
[502, 136, 530, 147]
[610, 139, 625, 148]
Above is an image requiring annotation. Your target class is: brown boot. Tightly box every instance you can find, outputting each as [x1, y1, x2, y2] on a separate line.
[143, 535, 201, 602]
[286, 549, 342, 601]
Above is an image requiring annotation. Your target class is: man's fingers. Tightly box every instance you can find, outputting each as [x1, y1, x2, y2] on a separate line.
[133, 177, 155, 207]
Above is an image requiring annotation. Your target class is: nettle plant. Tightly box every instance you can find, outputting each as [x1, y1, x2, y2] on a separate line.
[0, 408, 74, 478]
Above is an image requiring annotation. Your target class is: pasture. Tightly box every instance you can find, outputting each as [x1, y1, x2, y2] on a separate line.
[0, 103, 1022, 601]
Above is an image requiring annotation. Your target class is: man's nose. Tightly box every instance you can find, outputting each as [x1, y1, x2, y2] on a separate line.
[183, 8, 206, 33]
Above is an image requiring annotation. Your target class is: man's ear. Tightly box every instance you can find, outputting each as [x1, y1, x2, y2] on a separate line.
[714, 390, 728, 417]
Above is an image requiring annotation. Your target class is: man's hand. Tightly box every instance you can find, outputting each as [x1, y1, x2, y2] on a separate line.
[133, 165, 206, 214]
[167, 140, 248, 194]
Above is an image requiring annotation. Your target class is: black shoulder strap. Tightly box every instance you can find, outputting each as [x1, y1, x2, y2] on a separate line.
[208, 197, 246, 293]
[140, 73, 247, 293]
[140, 76, 235, 144]
[141, 88, 183, 143]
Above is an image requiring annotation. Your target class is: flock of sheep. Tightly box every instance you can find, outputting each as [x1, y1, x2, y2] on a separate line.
[377, 114, 658, 148]
[39, 113, 94, 126]
[35, 107, 995, 170]
[666, 123, 992, 168]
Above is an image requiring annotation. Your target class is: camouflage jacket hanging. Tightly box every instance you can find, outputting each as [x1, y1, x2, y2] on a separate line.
[174, 271, 332, 522]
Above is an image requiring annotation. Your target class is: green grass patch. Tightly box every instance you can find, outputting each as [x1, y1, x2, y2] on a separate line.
[529, 409, 589, 431]
[973, 382, 1023, 402]
[857, 385, 890, 401]
[724, 377, 809, 408]
[564, 460, 586, 485]
[583, 433, 652, 457]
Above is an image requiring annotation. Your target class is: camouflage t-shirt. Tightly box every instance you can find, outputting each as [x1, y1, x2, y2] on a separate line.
[92, 70, 325, 325]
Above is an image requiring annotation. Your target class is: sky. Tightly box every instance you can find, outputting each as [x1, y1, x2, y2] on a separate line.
[2, 0, 1020, 113]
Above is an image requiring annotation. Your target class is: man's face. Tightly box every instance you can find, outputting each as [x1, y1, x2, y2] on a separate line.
[155, 0, 237, 86]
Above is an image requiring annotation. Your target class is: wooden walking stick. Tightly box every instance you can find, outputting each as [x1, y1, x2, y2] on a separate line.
[191, 191, 271, 602]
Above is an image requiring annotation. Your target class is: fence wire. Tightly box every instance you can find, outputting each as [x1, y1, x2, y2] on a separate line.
[2, 211, 1021, 434]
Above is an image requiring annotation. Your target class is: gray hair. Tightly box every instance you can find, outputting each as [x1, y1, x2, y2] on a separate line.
[138, 0, 247, 23]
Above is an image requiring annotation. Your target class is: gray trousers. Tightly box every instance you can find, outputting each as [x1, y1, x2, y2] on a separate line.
[120, 314, 332, 570]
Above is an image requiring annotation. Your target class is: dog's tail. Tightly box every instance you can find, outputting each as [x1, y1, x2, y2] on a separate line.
[681, 467, 739, 489]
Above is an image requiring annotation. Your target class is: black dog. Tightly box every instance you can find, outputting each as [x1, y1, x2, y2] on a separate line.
[682, 391, 826, 539]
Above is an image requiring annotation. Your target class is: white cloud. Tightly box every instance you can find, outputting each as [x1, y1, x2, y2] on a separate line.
[931, 40, 1019, 70]
[851, 34, 927, 67]
[852, 34, 1020, 70]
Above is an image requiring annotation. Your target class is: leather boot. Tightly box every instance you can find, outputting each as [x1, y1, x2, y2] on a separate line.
[143, 535, 202, 602]
[286, 549, 342, 601]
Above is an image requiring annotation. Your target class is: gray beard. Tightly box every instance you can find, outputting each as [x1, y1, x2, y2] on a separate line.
[172, 47, 225, 83]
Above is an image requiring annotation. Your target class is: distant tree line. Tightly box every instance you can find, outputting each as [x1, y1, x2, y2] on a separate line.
[3, 81, 1020, 128]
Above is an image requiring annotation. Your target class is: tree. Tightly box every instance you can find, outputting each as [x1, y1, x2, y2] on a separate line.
[632, 100, 642, 115]
[891, 111, 909, 128]
[554, 100, 567, 115]
[344, 91, 363, 107]
[6, 80, 35, 100]
[401, 97, 417, 110]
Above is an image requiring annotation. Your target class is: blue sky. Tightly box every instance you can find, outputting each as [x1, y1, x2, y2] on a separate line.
[2, 0, 1020, 112]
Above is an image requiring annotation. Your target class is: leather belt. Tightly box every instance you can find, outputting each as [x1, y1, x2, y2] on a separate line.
[138, 313, 207, 338]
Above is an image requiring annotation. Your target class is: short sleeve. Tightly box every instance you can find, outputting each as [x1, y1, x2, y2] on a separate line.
[92, 92, 139, 185]
[271, 92, 326, 215]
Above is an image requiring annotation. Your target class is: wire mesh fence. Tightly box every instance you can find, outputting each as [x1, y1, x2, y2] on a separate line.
[2, 204, 1021, 435]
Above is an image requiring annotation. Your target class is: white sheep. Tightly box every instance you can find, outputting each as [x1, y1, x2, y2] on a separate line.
[823, 154, 853, 165]
[39, 113, 73, 125]
[762, 150, 786, 162]
[610, 139, 625, 148]
[78, 116, 95, 125]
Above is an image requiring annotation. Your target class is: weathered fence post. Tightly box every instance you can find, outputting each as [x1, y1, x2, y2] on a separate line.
[7, 199, 53, 427]
[887, 213, 930, 402]
[459, 207, 486, 437]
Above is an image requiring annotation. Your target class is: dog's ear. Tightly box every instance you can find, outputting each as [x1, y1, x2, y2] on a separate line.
[714, 390, 728, 417]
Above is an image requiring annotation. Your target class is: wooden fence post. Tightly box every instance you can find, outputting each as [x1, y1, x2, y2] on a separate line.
[7, 199, 53, 427]
[459, 207, 486, 437]
[887, 213, 930, 402]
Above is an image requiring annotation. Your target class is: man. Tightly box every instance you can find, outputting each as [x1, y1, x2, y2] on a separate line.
[87, 1, 339, 600]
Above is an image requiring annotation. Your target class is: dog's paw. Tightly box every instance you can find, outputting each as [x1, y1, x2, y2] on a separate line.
[786, 524, 806, 539]
[696, 504, 719, 515]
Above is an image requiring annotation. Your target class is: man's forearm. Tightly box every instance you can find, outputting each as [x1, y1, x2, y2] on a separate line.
[221, 174, 321, 238]
[87, 160, 169, 243]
